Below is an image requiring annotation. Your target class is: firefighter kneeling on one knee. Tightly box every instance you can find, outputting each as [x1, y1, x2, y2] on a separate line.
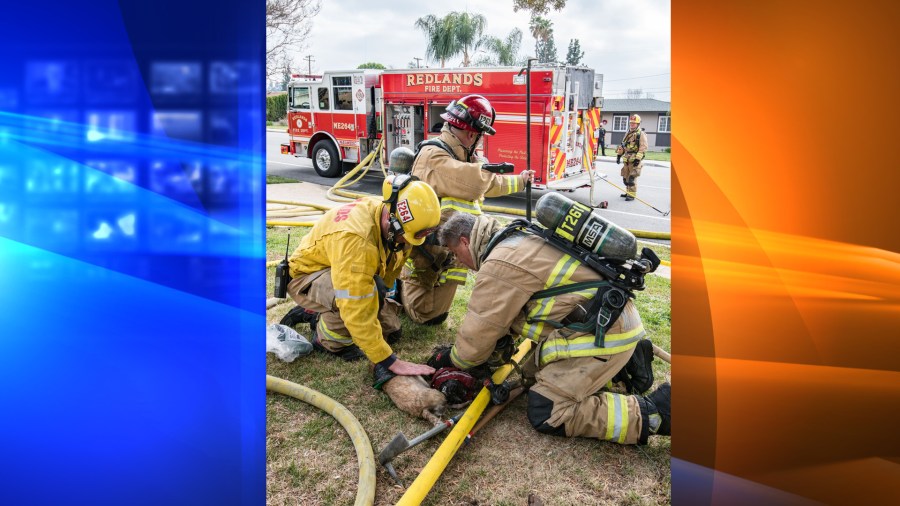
[399, 94, 533, 326]
[427, 212, 670, 445]
[282, 175, 440, 379]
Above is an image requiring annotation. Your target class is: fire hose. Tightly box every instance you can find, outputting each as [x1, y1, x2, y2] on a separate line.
[265, 375, 376, 506]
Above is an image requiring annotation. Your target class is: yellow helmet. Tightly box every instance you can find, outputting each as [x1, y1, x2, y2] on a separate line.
[382, 175, 441, 246]
[629, 114, 642, 124]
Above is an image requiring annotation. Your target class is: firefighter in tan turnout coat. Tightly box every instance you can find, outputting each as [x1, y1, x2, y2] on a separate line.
[431, 212, 671, 445]
[400, 94, 533, 325]
[617, 114, 648, 201]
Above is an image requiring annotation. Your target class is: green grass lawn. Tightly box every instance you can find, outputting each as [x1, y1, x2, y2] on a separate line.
[265, 224, 671, 505]
[267, 174, 300, 184]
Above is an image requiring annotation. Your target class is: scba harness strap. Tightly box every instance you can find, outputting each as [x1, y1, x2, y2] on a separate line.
[480, 219, 639, 348]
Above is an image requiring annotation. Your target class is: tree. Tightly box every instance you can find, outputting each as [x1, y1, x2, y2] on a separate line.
[530, 16, 557, 63]
[566, 39, 584, 65]
[415, 14, 457, 68]
[513, 0, 566, 15]
[357, 62, 386, 69]
[481, 28, 524, 66]
[266, 0, 321, 83]
[453, 12, 488, 67]
[415, 11, 488, 68]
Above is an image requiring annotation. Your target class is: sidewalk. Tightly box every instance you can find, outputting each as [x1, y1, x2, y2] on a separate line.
[594, 154, 670, 168]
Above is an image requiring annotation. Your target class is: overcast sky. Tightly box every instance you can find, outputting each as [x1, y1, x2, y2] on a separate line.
[293, 0, 670, 102]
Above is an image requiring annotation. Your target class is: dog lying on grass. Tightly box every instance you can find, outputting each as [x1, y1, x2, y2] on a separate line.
[381, 374, 447, 425]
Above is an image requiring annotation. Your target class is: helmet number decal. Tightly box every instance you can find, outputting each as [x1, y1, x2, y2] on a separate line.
[396, 199, 414, 223]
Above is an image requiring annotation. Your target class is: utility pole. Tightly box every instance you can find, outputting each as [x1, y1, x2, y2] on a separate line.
[413, 57, 422, 69]
[304, 55, 315, 75]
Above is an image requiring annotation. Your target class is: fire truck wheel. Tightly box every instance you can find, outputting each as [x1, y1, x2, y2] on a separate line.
[312, 140, 341, 177]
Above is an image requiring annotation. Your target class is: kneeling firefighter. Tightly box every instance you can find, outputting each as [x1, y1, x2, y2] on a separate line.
[399, 94, 534, 326]
[428, 195, 670, 445]
[284, 175, 441, 378]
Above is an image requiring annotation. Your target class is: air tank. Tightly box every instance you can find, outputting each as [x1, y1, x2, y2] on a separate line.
[535, 192, 637, 262]
[389, 147, 415, 174]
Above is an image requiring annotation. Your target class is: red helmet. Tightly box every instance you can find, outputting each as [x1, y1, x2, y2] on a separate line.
[441, 94, 496, 135]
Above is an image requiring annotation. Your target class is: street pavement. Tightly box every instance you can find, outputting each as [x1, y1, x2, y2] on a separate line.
[265, 129, 671, 245]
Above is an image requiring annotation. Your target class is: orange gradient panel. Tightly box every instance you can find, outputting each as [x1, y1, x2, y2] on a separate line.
[673, 1, 900, 504]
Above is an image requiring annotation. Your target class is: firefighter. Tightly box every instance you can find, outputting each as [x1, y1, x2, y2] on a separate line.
[400, 94, 534, 326]
[617, 114, 648, 201]
[429, 212, 671, 445]
[285, 175, 440, 378]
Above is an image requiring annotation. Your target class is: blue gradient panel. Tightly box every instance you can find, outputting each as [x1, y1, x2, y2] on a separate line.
[0, 2, 264, 505]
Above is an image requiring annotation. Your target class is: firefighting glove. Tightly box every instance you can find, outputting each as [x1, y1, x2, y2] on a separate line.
[426, 345, 455, 370]
[632, 157, 642, 165]
[616, 155, 622, 164]
[372, 362, 396, 390]
[481, 162, 515, 174]
[430, 367, 479, 406]
[487, 335, 515, 368]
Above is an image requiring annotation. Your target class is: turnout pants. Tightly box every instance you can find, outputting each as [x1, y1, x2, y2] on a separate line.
[286, 269, 401, 353]
[401, 279, 458, 324]
[621, 161, 642, 195]
[527, 350, 645, 444]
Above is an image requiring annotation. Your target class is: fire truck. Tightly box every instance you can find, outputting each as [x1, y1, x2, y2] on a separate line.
[280, 65, 604, 190]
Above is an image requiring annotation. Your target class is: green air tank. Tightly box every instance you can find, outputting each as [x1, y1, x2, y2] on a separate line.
[534, 192, 638, 262]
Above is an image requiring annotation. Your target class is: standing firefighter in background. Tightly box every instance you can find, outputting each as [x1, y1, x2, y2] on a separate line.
[284, 175, 440, 378]
[617, 114, 648, 201]
[429, 211, 671, 445]
[400, 94, 534, 325]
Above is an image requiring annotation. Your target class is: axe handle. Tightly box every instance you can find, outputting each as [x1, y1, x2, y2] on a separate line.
[652, 344, 671, 364]
[470, 386, 525, 436]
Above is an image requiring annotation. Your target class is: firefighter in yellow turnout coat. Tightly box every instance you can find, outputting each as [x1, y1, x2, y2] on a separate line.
[433, 212, 671, 445]
[401, 94, 533, 325]
[286, 176, 440, 377]
[617, 114, 649, 201]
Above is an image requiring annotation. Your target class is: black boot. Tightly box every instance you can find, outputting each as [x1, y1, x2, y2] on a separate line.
[280, 306, 319, 328]
[624, 194, 635, 201]
[637, 382, 671, 444]
[310, 332, 365, 362]
[620, 193, 628, 198]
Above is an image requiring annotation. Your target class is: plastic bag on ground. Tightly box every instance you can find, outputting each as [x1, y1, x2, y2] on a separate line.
[266, 323, 313, 362]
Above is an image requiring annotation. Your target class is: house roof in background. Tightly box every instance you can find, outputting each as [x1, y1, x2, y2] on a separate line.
[602, 98, 671, 113]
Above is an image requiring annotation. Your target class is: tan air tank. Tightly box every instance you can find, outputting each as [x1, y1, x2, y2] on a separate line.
[535, 192, 637, 262]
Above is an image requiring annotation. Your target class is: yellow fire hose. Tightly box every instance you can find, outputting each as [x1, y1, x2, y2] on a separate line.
[396, 340, 534, 506]
[266, 375, 376, 506]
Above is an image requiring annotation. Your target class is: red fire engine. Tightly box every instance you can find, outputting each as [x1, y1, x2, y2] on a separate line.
[280, 65, 604, 190]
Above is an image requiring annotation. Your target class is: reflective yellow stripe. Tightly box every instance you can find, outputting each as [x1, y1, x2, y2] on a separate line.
[509, 175, 518, 194]
[539, 327, 645, 365]
[317, 319, 353, 345]
[605, 392, 616, 441]
[440, 197, 482, 215]
[618, 396, 629, 444]
[450, 345, 479, 369]
[604, 392, 628, 443]
[521, 255, 579, 342]
[445, 267, 468, 283]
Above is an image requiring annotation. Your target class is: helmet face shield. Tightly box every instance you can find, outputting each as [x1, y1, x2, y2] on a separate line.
[440, 95, 496, 135]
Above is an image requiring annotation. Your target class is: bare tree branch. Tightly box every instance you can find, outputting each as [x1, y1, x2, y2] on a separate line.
[266, 0, 321, 82]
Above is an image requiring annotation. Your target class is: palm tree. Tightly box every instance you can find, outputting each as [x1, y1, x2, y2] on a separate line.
[451, 12, 487, 67]
[482, 28, 524, 67]
[415, 14, 458, 68]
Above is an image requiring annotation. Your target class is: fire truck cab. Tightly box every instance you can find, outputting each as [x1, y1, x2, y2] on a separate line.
[281, 70, 381, 177]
